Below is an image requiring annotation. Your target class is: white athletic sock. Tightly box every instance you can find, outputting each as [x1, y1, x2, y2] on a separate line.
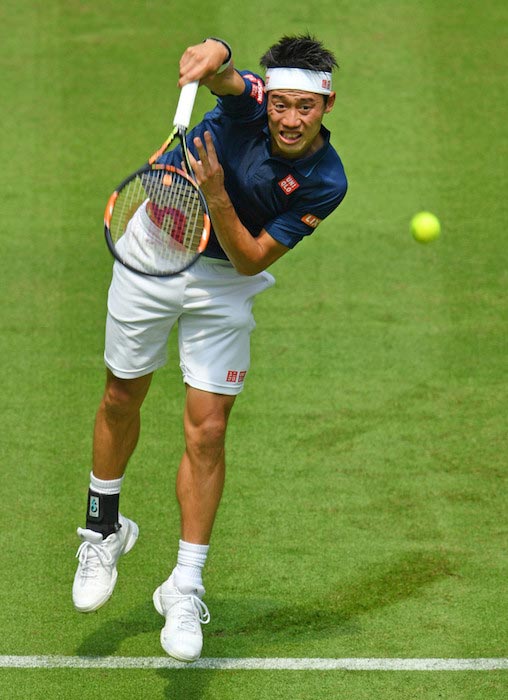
[89, 472, 124, 495]
[173, 539, 209, 590]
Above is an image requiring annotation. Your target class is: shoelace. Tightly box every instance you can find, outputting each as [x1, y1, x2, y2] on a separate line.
[162, 592, 211, 631]
[76, 541, 114, 579]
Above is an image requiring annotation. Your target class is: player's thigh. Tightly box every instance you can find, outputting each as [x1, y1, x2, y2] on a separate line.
[179, 264, 275, 394]
[104, 262, 184, 379]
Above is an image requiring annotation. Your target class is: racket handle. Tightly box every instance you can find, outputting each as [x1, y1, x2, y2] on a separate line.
[173, 81, 199, 129]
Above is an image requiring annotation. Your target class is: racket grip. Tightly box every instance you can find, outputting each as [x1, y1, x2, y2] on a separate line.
[173, 81, 199, 129]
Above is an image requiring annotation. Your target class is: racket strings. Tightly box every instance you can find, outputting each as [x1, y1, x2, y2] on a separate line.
[109, 167, 206, 275]
[140, 171, 203, 250]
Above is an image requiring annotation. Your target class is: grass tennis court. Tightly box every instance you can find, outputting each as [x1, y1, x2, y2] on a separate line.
[1, 0, 507, 697]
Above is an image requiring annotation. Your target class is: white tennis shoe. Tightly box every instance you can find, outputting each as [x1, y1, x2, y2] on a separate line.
[153, 575, 210, 662]
[72, 514, 139, 613]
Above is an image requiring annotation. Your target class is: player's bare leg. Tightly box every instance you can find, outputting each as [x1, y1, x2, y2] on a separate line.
[73, 370, 152, 612]
[93, 369, 153, 479]
[177, 385, 236, 544]
[153, 385, 236, 661]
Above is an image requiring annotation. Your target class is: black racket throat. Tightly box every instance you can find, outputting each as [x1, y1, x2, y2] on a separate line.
[178, 128, 195, 176]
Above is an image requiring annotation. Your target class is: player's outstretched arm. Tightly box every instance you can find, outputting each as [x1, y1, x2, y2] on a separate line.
[178, 38, 245, 96]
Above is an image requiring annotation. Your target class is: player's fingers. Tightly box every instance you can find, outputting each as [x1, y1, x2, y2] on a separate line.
[187, 157, 202, 167]
[178, 70, 207, 88]
[178, 44, 221, 87]
[200, 131, 220, 170]
[193, 136, 210, 166]
[185, 149, 205, 187]
[203, 131, 216, 154]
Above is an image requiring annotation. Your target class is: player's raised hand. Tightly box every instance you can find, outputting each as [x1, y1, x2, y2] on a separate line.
[178, 40, 230, 87]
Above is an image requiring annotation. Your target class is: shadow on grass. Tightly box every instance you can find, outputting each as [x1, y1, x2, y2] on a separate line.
[75, 601, 214, 698]
[154, 550, 454, 697]
[74, 550, 453, 696]
[156, 669, 213, 700]
[75, 600, 157, 657]
[211, 549, 455, 640]
[76, 549, 453, 652]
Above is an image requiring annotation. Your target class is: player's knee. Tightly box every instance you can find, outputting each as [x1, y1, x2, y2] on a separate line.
[192, 415, 227, 447]
[185, 413, 228, 459]
[102, 375, 150, 417]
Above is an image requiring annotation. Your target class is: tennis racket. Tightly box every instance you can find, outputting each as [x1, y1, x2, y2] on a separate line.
[104, 81, 211, 277]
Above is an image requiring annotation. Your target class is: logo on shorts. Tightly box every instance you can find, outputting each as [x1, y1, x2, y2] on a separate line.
[226, 370, 247, 383]
[278, 174, 300, 195]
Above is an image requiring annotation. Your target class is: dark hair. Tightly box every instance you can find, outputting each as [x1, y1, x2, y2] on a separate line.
[259, 33, 338, 72]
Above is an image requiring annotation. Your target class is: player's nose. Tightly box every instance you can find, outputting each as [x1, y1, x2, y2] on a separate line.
[281, 107, 301, 127]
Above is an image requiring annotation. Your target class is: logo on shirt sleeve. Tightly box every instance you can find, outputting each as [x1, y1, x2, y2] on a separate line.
[243, 74, 265, 104]
[301, 213, 322, 229]
[278, 174, 300, 195]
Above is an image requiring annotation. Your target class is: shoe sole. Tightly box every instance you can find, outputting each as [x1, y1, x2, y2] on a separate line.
[73, 520, 139, 613]
[152, 586, 200, 663]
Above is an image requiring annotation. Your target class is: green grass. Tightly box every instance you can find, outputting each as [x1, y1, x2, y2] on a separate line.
[1, 0, 507, 698]
[2, 669, 507, 700]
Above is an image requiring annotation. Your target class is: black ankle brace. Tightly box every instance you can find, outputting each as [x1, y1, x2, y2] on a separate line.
[86, 489, 121, 538]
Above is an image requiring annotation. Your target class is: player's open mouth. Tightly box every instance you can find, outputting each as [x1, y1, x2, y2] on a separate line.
[280, 132, 301, 143]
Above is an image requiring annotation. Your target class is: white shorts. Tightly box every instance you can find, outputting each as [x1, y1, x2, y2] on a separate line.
[104, 257, 275, 395]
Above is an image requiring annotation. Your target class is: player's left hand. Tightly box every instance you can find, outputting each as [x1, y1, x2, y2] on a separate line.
[188, 131, 226, 204]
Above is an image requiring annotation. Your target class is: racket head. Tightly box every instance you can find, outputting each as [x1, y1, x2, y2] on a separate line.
[104, 163, 210, 277]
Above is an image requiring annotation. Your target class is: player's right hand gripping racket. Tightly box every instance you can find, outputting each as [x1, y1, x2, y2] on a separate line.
[104, 81, 211, 277]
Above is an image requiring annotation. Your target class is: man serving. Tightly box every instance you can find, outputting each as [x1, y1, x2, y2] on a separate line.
[72, 34, 347, 662]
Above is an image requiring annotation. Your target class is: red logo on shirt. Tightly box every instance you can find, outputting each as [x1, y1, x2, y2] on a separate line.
[278, 175, 300, 195]
[244, 74, 265, 104]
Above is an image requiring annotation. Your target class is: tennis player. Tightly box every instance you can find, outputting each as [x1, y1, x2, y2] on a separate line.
[72, 34, 347, 662]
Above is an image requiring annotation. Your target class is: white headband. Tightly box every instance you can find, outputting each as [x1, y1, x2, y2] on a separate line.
[264, 68, 333, 95]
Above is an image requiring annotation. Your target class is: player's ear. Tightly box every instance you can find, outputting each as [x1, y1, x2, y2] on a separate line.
[324, 91, 336, 113]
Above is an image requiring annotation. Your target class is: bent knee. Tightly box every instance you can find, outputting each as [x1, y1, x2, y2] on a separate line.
[102, 373, 152, 415]
[186, 415, 228, 453]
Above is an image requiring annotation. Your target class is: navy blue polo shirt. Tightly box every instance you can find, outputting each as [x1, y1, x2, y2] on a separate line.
[159, 71, 347, 260]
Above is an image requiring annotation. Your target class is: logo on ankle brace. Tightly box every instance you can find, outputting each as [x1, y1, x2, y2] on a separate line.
[89, 496, 100, 519]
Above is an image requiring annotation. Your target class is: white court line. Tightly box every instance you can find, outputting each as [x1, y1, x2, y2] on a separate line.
[0, 656, 507, 671]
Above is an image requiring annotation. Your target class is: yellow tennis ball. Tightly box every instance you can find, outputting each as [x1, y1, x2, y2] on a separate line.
[410, 211, 441, 243]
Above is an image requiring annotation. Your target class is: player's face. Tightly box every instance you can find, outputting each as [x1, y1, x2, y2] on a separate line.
[266, 90, 336, 160]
